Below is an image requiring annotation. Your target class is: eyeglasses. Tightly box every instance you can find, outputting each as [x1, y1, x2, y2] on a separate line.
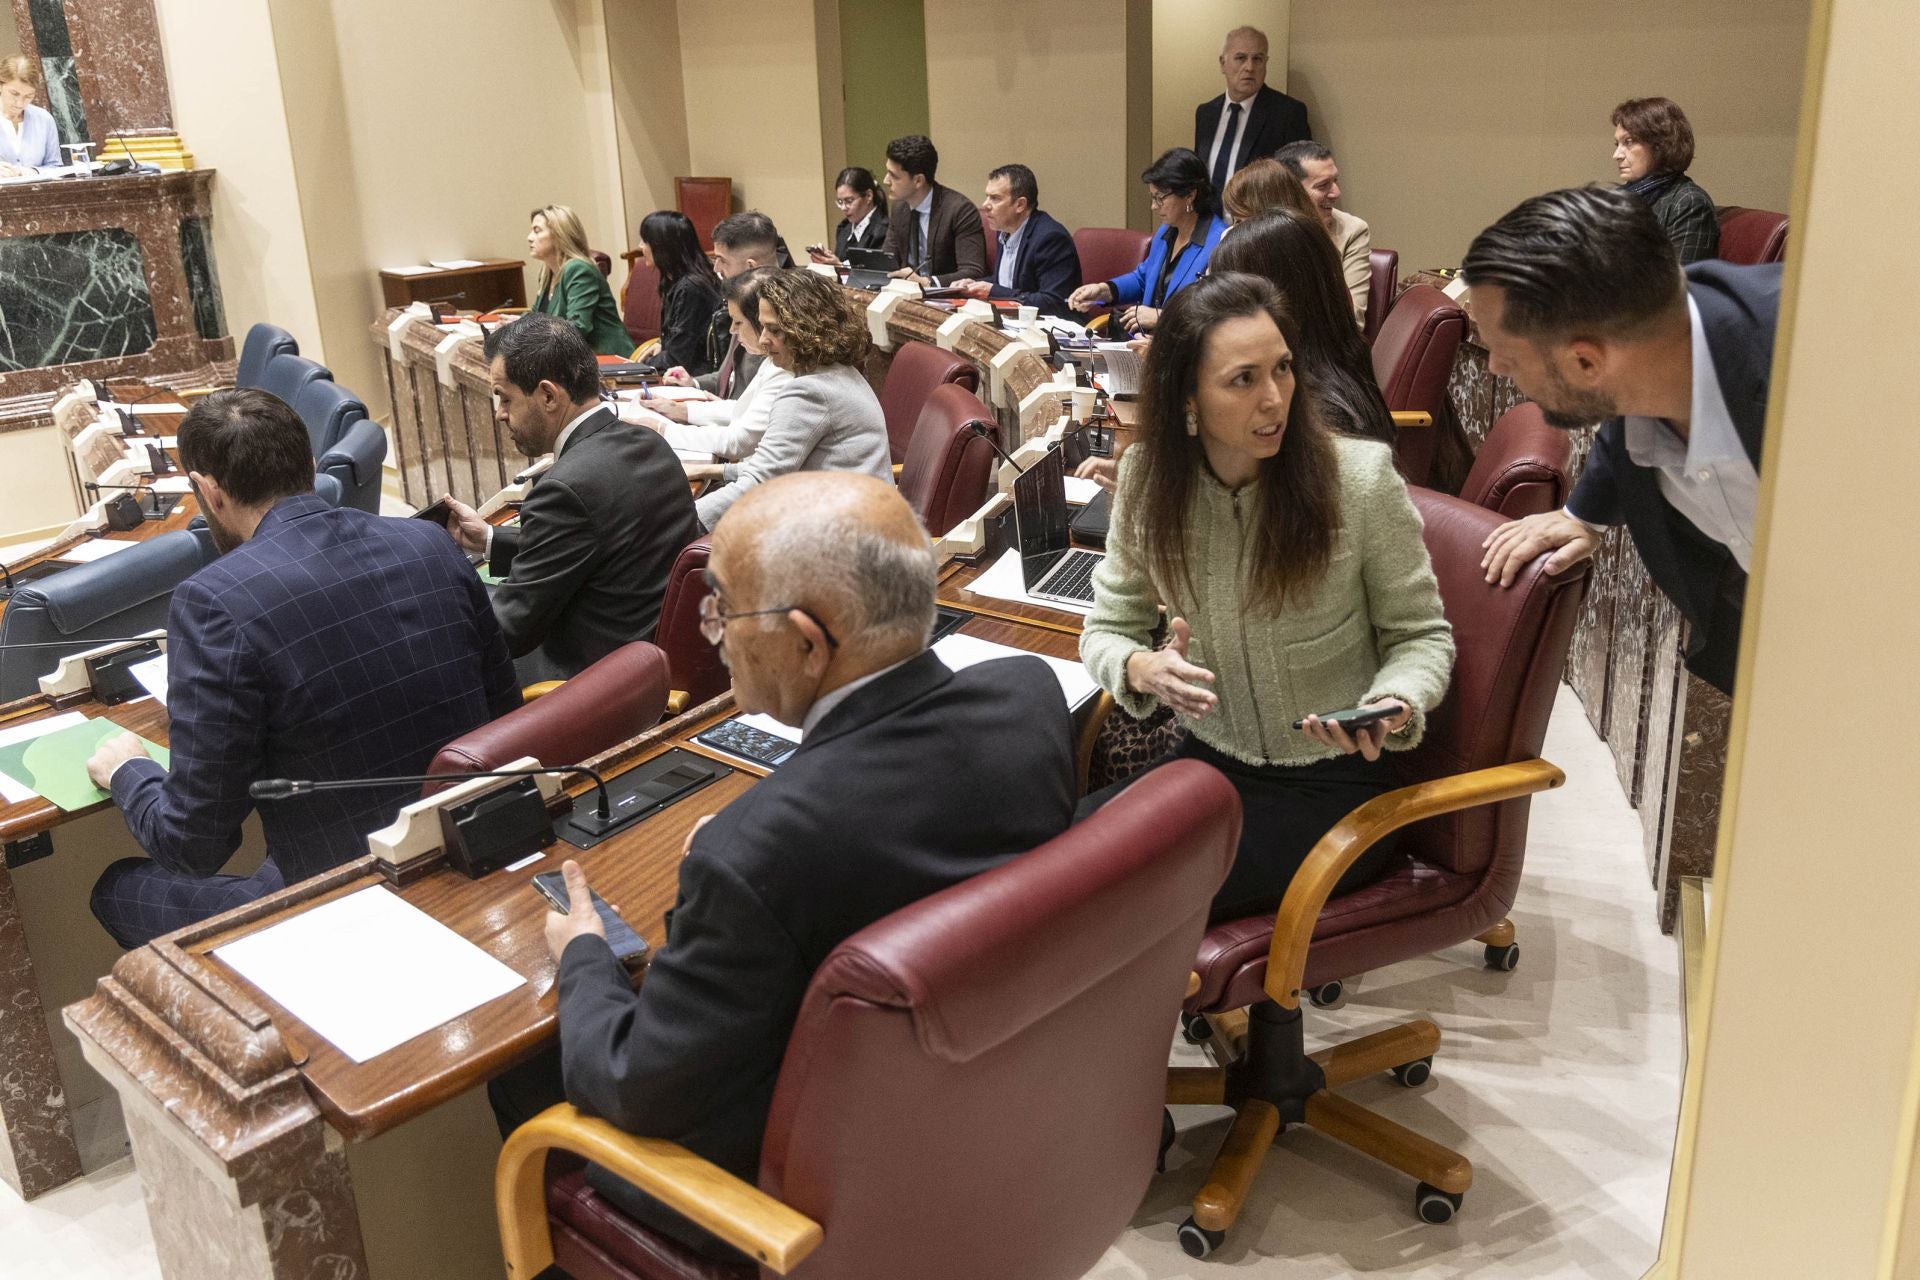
[1148, 190, 1180, 208]
[835, 196, 861, 209]
[698, 590, 840, 650]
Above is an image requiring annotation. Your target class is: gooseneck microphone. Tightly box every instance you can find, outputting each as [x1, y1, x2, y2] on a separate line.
[0, 636, 166, 648]
[966, 421, 1026, 474]
[251, 764, 614, 822]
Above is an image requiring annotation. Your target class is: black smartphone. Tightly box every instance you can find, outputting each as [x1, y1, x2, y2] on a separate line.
[412, 496, 453, 525]
[1291, 705, 1399, 733]
[532, 870, 650, 962]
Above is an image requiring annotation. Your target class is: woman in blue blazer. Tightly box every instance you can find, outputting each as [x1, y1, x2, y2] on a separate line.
[1069, 148, 1225, 335]
[0, 57, 62, 177]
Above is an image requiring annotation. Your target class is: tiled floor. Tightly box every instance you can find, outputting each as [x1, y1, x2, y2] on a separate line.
[0, 687, 1681, 1279]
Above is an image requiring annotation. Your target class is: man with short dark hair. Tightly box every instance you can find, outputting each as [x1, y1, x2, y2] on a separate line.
[1196, 27, 1310, 195]
[949, 163, 1082, 317]
[1465, 185, 1781, 694]
[440, 313, 699, 680]
[83, 389, 520, 946]
[671, 210, 788, 399]
[880, 133, 987, 287]
[1275, 140, 1371, 325]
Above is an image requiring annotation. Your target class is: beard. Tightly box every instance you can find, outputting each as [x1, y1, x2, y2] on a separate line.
[1535, 363, 1617, 431]
[203, 507, 242, 554]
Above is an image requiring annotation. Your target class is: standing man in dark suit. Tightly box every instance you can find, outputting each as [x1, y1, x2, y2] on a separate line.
[1467, 186, 1779, 694]
[83, 389, 520, 946]
[1195, 26, 1311, 197]
[949, 163, 1083, 317]
[441, 314, 699, 681]
[490, 471, 1077, 1262]
[880, 133, 988, 287]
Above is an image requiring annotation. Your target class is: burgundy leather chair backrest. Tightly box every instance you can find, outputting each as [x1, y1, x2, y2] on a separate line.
[1396, 489, 1589, 875]
[590, 249, 613, 279]
[1072, 226, 1152, 288]
[653, 538, 728, 711]
[1363, 247, 1399, 345]
[981, 204, 1000, 275]
[675, 177, 733, 252]
[759, 761, 1240, 1280]
[1371, 284, 1467, 486]
[1457, 401, 1572, 520]
[1715, 205, 1789, 265]
[879, 340, 980, 466]
[898, 384, 999, 538]
[421, 642, 670, 794]
[621, 259, 663, 346]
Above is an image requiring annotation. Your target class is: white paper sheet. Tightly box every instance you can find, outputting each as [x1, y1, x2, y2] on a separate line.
[613, 386, 711, 403]
[736, 712, 802, 744]
[214, 885, 526, 1063]
[128, 403, 187, 415]
[55, 538, 138, 564]
[129, 654, 169, 706]
[673, 446, 715, 464]
[385, 264, 439, 276]
[150, 476, 193, 495]
[932, 633, 1099, 710]
[0, 712, 89, 802]
[1095, 342, 1142, 397]
[428, 258, 486, 269]
[1063, 476, 1102, 506]
[965, 547, 1096, 617]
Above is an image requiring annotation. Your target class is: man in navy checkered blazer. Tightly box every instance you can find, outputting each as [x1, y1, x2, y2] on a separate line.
[85, 389, 521, 947]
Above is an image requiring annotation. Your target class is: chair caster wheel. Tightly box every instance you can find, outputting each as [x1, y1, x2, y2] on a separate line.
[1180, 1012, 1213, 1044]
[1157, 1109, 1176, 1172]
[1415, 1183, 1463, 1224]
[1307, 979, 1345, 1008]
[1177, 1218, 1225, 1258]
[1390, 1056, 1433, 1088]
[1484, 943, 1520, 971]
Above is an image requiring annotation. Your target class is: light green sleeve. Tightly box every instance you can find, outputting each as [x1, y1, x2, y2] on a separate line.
[1352, 445, 1455, 748]
[1078, 450, 1164, 720]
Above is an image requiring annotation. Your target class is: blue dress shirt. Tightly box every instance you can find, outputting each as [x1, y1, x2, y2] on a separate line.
[0, 103, 61, 170]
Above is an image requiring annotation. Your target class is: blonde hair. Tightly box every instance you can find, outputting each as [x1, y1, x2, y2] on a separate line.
[1223, 158, 1319, 227]
[0, 56, 41, 92]
[529, 204, 596, 294]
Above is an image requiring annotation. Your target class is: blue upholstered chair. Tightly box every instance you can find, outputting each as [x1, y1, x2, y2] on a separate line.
[316, 418, 388, 513]
[0, 528, 218, 702]
[291, 378, 368, 458]
[259, 354, 332, 417]
[236, 323, 299, 391]
[313, 473, 345, 507]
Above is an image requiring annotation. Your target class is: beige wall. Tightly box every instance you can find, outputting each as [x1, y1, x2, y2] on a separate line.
[608, 0, 691, 227]
[923, 0, 1140, 234]
[1289, 0, 1808, 269]
[1151, 1, 1292, 159]
[0, 426, 79, 534]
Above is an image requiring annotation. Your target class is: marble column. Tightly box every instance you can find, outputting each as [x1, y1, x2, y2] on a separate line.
[0, 860, 83, 1199]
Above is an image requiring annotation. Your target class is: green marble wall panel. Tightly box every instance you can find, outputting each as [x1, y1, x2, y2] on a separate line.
[0, 227, 156, 371]
[179, 216, 225, 340]
[25, 0, 88, 145]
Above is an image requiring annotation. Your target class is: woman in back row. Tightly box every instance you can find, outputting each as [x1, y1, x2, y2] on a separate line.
[526, 204, 631, 356]
[637, 209, 723, 376]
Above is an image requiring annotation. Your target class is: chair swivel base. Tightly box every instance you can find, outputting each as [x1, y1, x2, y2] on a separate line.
[1169, 1001, 1472, 1259]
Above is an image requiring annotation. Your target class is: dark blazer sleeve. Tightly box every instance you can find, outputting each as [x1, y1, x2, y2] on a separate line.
[487, 472, 600, 658]
[462, 552, 524, 718]
[943, 193, 988, 283]
[660, 276, 720, 377]
[988, 216, 1082, 316]
[1195, 98, 1219, 154]
[833, 219, 853, 260]
[881, 204, 908, 264]
[1566, 423, 1628, 527]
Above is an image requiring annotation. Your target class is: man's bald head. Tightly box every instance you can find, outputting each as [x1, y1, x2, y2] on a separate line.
[1221, 25, 1268, 56]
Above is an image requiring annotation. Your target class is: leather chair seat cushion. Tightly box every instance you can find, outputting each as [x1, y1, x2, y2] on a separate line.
[547, 1170, 756, 1280]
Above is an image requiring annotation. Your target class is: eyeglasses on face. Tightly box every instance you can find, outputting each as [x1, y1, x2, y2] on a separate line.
[697, 588, 840, 651]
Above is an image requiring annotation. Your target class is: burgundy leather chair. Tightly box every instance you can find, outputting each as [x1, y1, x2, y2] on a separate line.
[676, 177, 734, 252]
[495, 761, 1242, 1280]
[422, 643, 671, 795]
[897, 385, 999, 538]
[1370, 284, 1468, 487]
[1363, 248, 1399, 345]
[1457, 401, 1572, 520]
[1072, 227, 1152, 290]
[878, 340, 980, 466]
[654, 538, 728, 717]
[622, 258, 665, 347]
[1164, 488, 1590, 1257]
[592, 250, 614, 279]
[1715, 206, 1789, 265]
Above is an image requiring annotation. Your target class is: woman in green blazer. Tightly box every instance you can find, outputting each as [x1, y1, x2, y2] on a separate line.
[526, 204, 631, 356]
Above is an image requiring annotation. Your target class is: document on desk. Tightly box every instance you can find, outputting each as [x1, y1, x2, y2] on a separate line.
[1095, 343, 1142, 397]
[214, 885, 526, 1064]
[932, 633, 1099, 711]
[613, 386, 711, 403]
[0, 716, 169, 811]
[129, 653, 169, 706]
[128, 402, 188, 416]
[0, 711, 89, 804]
[384, 264, 439, 276]
[428, 258, 486, 270]
[964, 548, 1095, 616]
[1063, 476, 1103, 506]
[55, 538, 138, 564]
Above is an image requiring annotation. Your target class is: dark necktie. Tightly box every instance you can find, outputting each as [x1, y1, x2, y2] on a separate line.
[906, 212, 923, 273]
[1211, 101, 1243, 193]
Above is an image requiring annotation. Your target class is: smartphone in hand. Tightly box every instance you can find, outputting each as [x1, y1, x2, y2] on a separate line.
[531, 870, 650, 962]
[1291, 705, 1399, 733]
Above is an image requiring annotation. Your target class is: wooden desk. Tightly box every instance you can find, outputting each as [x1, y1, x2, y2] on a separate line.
[62, 607, 1083, 1279]
[379, 260, 528, 313]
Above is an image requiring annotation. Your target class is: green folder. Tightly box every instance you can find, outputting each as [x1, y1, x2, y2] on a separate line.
[0, 718, 170, 811]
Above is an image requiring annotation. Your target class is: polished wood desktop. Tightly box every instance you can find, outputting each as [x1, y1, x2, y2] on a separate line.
[378, 259, 528, 313]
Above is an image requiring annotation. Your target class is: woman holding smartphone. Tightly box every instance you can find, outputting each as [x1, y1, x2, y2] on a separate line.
[1077, 272, 1454, 920]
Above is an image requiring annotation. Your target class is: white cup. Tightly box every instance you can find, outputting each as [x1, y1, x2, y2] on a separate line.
[1018, 305, 1038, 323]
[1071, 387, 1097, 421]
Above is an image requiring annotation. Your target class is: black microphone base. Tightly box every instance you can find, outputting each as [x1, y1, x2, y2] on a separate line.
[558, 749, 728, 849]
[438, 777, 555, 879]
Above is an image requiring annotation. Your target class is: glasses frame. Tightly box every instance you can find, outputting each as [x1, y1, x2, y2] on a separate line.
[698, 590, 840, 651]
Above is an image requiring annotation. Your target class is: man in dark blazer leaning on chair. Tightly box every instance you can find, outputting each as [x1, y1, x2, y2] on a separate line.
[1195, 26, 1311, 196]
[441, 313, 700, 682]
[489, 471, 1078, 1263]
[880, 132, 988, 287]
[1467, 186, 1780, 696]
[950, 162, 1083, 317]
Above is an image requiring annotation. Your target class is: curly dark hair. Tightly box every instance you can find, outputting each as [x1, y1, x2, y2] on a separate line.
[747, 270, 869, 374]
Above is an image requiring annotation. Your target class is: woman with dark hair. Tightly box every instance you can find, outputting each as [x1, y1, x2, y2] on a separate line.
[1611, 96, 1718, 264]
[1068, 148, 1225, 335]
[638, 210, 724, 375]
[1078, 272, 1453, 919]
[822, 166, 887, 261]
[1210, 209, 1394, 444]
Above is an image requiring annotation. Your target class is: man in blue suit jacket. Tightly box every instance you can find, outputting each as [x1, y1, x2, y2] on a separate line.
[951, 164, 1082, 317]
[85, 389, 521, 946]
[1465, 186, 1777, 695]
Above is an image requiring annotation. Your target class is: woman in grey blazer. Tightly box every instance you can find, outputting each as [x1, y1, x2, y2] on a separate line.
[693, 269, 892, 531]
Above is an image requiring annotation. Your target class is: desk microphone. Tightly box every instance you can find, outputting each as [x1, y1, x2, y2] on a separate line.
[0, 635, 166, 648]
[966, 422, 1027, 474]
[252, 765, 615, 823]
[85, 481, 174, 522]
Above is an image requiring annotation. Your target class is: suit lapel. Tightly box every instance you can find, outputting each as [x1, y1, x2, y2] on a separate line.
[795, 651, 953, 755]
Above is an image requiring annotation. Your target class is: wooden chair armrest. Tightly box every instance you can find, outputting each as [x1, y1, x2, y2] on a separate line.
[1074, 689, 1115, 797]
[891, 462, 904, 478]
[620, 248, 644, 264]
[1262, 758, 1565, 1007]
[1087, 313, 1111, 335]
[1390, 411, 1433, 428]
[494, 306, 530, 317]
[521, 680, 565, 702]
[665, 689, 689, 716]
[497, 1104, 823, 1278]
[175, 386, 220, 401]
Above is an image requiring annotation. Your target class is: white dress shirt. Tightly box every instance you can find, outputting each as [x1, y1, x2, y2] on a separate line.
[850, 209, 876, 243]
[994, 216, 1029, 290]
[1206, 91, 1257, 178]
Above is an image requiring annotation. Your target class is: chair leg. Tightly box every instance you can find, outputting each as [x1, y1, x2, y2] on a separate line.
[1476, 919, 1521, 971]
[1167, 1066, 1227, 1106]
[1191, 1099, 1282, 1233]
[1303, 1089, 1472, 1195]
[1476, 920, 1515, 948]
[1311, 1019, 1441, 1089]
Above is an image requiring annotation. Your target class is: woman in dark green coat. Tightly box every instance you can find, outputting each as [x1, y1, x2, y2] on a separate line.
[526, 204, 632, 356]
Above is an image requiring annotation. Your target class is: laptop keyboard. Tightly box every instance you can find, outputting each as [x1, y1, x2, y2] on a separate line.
[1036, 549, 1102, 603]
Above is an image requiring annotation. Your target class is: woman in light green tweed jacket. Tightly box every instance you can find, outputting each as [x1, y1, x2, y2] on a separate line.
[1079, 272, 1454, 920]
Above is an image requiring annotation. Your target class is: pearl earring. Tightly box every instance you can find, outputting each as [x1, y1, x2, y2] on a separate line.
[1185, 409, 1199, 437]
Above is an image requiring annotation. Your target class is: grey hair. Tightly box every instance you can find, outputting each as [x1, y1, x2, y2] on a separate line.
[753, 513, 937, 650]
[1222, 26, 1269, 55]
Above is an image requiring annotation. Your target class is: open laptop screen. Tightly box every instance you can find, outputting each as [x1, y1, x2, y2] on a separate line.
[1012, 444, 1071, 589]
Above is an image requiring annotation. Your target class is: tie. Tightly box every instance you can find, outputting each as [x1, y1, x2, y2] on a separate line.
[1211, 101, 1243, 193]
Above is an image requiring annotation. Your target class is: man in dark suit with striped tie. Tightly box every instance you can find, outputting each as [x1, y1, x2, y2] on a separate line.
[1194, 26, 1311, 195]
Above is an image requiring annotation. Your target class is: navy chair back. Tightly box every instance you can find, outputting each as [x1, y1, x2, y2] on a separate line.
[259, 354, 332, 415]
[291, 378, 368, 457]
[317, 418, 388, 512]
[236, 323, 298, 390]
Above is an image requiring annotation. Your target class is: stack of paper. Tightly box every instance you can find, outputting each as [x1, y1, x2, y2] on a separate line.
[932, 632, 1099, 709]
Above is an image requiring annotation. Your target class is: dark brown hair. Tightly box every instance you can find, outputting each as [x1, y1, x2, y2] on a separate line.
[1128, 271, 1339, 613]
[750, 269, 869, 374]
[1611, 97, 1697, 174]
[1211, 209, 1393, 444]
[177, 389, 315, 505]
[1221, 158, 1318, 225]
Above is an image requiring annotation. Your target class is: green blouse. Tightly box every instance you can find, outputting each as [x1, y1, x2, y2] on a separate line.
[533, 257, 632, 356]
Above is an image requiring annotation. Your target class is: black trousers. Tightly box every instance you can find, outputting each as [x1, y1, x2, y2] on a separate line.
[1077, 735, 1402, 923]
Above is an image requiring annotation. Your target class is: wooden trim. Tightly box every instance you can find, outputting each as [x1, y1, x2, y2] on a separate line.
[1262, 759, 1566, 1008]
[1678, 877, 1708, 1064]
[496, 1104, 822, 1276]
[1391, 410, 1434, 428]
[1304, 1089, 1471, 1194]
[1475, 919, 1516, 948]
[1074, 691, 1114, 796]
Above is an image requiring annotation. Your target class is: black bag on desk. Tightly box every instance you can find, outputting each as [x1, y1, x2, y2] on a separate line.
[1069, 488, 1111, 548]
